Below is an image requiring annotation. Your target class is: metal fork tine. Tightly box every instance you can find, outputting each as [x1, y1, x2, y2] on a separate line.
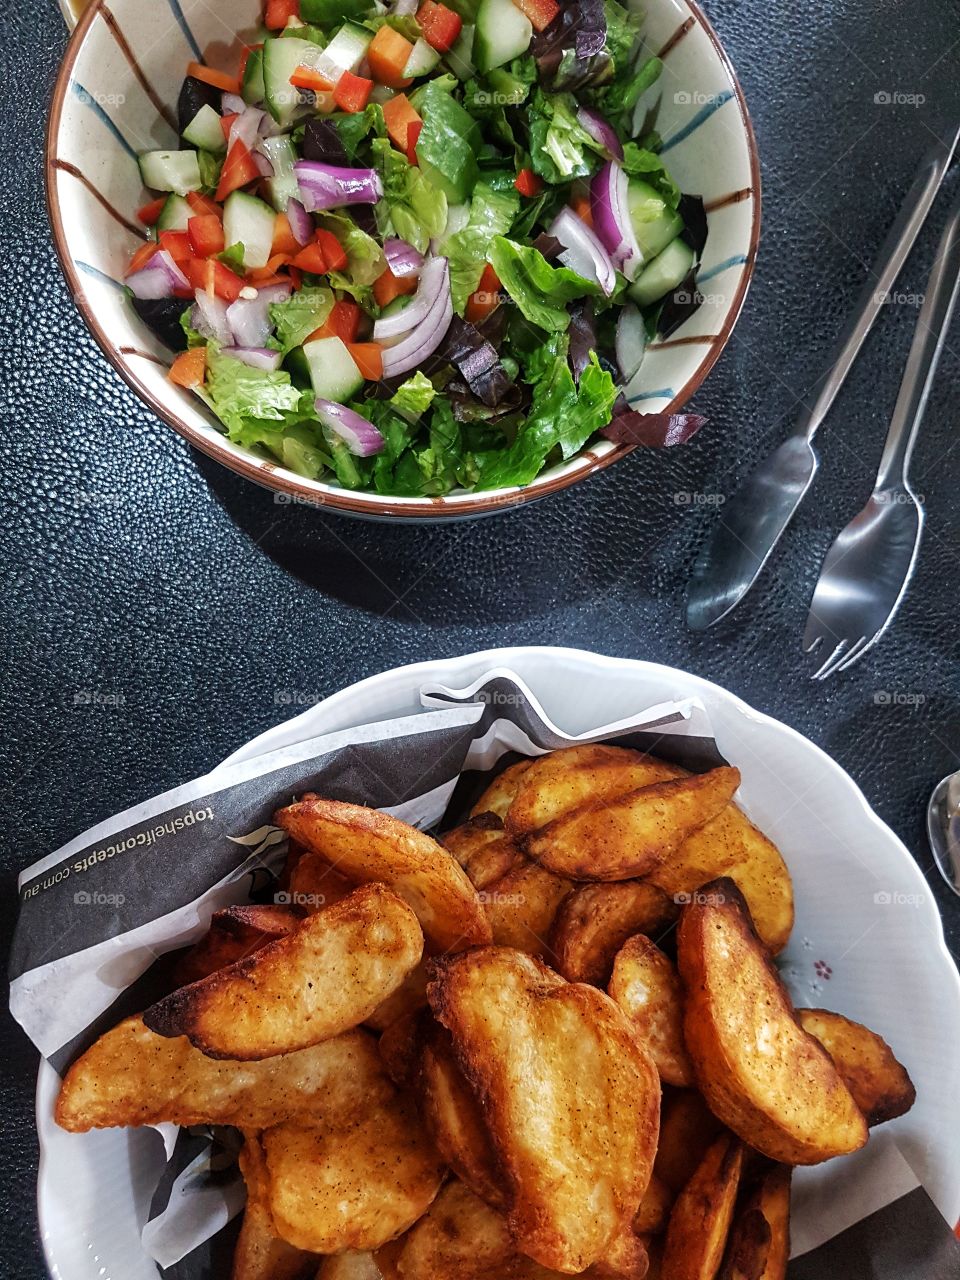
[836, 635, 871, 672]
[811, 640, 849, 679]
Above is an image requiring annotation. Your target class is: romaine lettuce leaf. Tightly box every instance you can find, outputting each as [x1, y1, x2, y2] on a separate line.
[204, 345, 303, 442]
[443, 180, 520, 313]
[413, 81, 481, 203]
[333, 103, 385, 162]
[268, 287, 334, 355]
[603, 0, 640, 68]
[528, 90, 604, 184]
[389, 371, 437, 420]
[489, 236, 600, 331]
[621, 141, 681, 208]
[372, 138, 448, 255]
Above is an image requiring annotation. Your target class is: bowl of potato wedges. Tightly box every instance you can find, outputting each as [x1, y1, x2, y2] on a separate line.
[37, 648, 960, 1279]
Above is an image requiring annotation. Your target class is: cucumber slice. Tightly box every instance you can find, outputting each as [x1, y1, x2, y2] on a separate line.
[260, 134, 300, 212]
[473, 0, 532, 73]
[182, 104, 226, 153]
[303, 336, 364, 402]
[264, 36, 314, 125]
[627, 238, 695, 308]
[404, 37, 442, 78]
[139, 150, 203, 196]
[445, 23, 475, 79]
[322, 21, 373, 72]
[242, 47, 266, 105]
[156, 194, 193, 232]
[627, 180, 684, 262]
[222, 191, 277, 270]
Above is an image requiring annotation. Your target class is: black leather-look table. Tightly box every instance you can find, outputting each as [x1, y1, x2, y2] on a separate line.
[3, 0, 960, 1273]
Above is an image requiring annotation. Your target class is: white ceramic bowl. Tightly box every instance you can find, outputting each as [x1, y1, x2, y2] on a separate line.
[37, 646, 960, 1278]
[48, 0, 759, 519]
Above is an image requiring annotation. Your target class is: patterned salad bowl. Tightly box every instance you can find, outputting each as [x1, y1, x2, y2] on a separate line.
[48, 0, 759, 518]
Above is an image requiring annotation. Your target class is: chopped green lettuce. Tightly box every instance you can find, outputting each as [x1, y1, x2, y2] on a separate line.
[334, 104, 385, 161]
[373, 138, 448, 255]
[299, 0, 369, 24]
[489, 237, 601, 331]
[528, 90, 604, 184]
[443, 180, 520, 313]
[603, 0, 640, 68]
[269, 287, 334, 355]
[414, 81, 481, 203]
[621, 141, 681, 208]
[390, 371, 437, 420]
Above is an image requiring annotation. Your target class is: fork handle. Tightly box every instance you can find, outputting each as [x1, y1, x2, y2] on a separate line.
[875, 198, 960, 492]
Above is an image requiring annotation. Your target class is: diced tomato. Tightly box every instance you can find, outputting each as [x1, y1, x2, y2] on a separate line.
[465, 263, 501, 324]
[215, 139, 260, 202]
[158, 230, 193, 265]
[264, 0, 300, 30]
[186, 61, 241, 96]
[314, 229, 348, 272]
[126, 241, 161, 276]
[347, 343, 383, 380]
[137, 197, 166, 227]
[220, 112, 239, 144]
[382, 94, 422, 154]
[187, 191, 222, 218]
[367, 26, 414, 89]
[510, 0, 559, 31]
[186, 258, 246, 302]
[373, 265, 417, 308]
[271, 212, 301, 257]
[291, 241, 328, 274]
[188, 214, 225, 258]
[290, 65, 335, 92]
[406, 120, 423, 165]
[570, 191, 593, 227]
[168, 347, 207, 389]
[515, 167, 543, 197]
[416, 0, 463, 53]
[305, 299, 362, 344]
[334, 70, 373, 114]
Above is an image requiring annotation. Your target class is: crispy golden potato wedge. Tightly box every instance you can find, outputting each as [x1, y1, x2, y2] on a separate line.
[262, 1091, 443, 1253]
[609, 935, 694, 1087]
[175, 905, 306, 986]
[481, 859, 572, 962]
[551, 881, 677, 986]
[718, 1162, 791, 1280]
[661, 1134, 743, 1280]
[592, 1222, 651, 1279]
[418, 1023, 505, 1208]
[319, 1254, 386, 1280]
[678, 880, 868, 1164]
[443, 816, 522, 888]
[633, 1173, 672, 1235]
[796, 1008, 916, 1125]
[653, 1090, 724, 1195]
[234, 1136, 320, 1280]
[648, 807, 793, 954]
[470, 757, 536, 820]
[287, 849, 358, 913]
[378, 1009, 425, 1088]
[504, 746, 684, 837]
[274, 797, 491, 952]
[522, 768, 742, 882]
[365, 960, 430, 1033]
[429, 947, 661, 1272]
[55, 1021, 391, 1132]
[144, 884, 423, 1060]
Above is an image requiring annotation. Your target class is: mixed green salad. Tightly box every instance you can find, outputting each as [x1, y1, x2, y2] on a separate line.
[127, 0, 707, 496]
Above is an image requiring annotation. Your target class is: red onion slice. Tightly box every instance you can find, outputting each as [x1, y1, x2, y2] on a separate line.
[314, 398, 385, 456]
[253, 151, 275, 178]
[393, 0, 419, 13]
[590, 161, 644, 281]
[127, 248, 190, 300]
[286, 197, 314, 246]
[373, 256, 448, 341]
[192, 289, 232, 345]
[222, 347, 284, 372]
[383, 237, 424, 278]
[577, 107, 624, 161]
[549, 207, 616, 296]
[226, 282, 292, 348]
[615, 303, 646, 384]
[294, 161, 383, 211]
[380, 274, 453, 378]
[221, 92, 246, 116]
[229, 106, 266, 155]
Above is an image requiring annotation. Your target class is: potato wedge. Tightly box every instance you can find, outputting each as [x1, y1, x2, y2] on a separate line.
[592, 1222, 651, 1279]
[175, 905, 306, 985]
[648, 807, 793, 954]
[418, 1022, 505, 1208]
[429, 946, 661, 1272]
[653, 1090, 724, 1195]
[55, 1020, 391, 1132]
[378, 1009, 426, 1088]
[633, 1173, 672, 1235]
[552, 881, 677, 986]
[274, 797, 491, 952]
[522, 768, 742, 882]
[505, 746, 684, 836]
[661, 1134, 743, 1280]
[234, 1136, 319, 1280]
[365, 960, 430, 1033]
[262, 1091, 443, 1253]
[609, 935, 694, 1087]
[443, 817, 523, 888]
[470, 757, 536, 819]
[287, 849, 358, 913]
[796, 1008, 915, 1125]
[481, 859, 572, 962]
[144, 884, 423, 1059]
[319, 1254, 384, 1280]
[719, 1162, 791, 1280]
[677, 880, 868, 1164]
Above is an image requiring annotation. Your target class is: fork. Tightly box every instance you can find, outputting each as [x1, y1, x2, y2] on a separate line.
[803, 197, 960, 678]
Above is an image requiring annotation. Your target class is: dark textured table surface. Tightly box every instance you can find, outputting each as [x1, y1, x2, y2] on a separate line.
[4, 0, 960, 1274]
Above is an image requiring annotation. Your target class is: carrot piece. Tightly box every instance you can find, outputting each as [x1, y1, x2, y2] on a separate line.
[465, 263, 501, 324]
[246, 270, 289, 287]
[137, 197, 166, 227]
[271, 212, 301, 257]
[187, 191, 222, 218]
[186, 61, 241, 95]
[314, 229, 348, 272]
[570, 192, 593, 227]
[126, 241, 161, 276]
[406, 120, 423, 165]
[347, 342, 383, 380]
[382, 93, 422, 153]
[373, 266, 418, 308]
[169, 347, 207, 388]
[291, 241, 328, 274]
[215, 140, 260, 202]
[334, 70, 374, 114]
[265, 0, 300, 29]
[290, 66, 335, 92]
[367, 26, 414, 88]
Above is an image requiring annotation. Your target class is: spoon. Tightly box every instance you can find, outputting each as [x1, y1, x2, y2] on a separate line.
[927, 770, 960, 897]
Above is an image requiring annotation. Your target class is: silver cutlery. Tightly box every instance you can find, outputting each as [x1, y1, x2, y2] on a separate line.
[928, 769, 960, 898]
[686, 125, 960, 631]
[803, 197, 960, 677]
